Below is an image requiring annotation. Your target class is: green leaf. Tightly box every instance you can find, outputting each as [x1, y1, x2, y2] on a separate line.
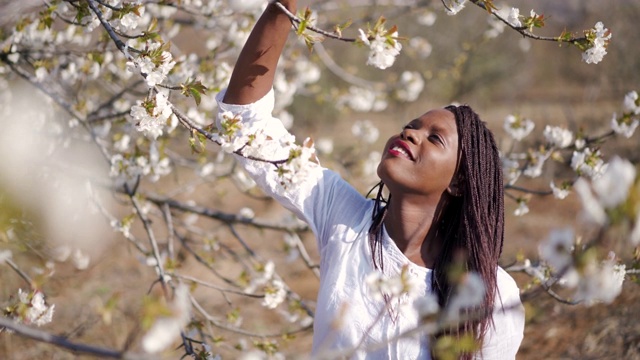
[181, 78, 208, 106]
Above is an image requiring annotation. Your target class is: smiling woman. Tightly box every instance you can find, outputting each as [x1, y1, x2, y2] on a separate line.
[217, 0, 524, 358]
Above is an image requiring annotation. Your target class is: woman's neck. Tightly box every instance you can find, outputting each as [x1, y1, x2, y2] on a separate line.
[383, 193, 447, 268]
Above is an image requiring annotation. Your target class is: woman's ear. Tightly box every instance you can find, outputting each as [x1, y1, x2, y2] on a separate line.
[446, 173, 465, 197]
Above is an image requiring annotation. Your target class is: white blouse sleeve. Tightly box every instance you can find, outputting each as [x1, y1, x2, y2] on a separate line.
[215, 89, 369, 249]
[477, 267, 525, 359]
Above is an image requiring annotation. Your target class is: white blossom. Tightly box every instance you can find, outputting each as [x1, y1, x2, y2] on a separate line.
[11, 289, 55, 327]
[238, 207, 255, 219]
[623, 91, 639, 114]
[523, 151, 549, 178]
[502, 157, 521, 185]
[582, 22, 611, 65]
[550, 182, 570, 200]
[365, 266, 421, 303]
[571, 148, 605, 179]
[126, 42, 176, 87]
[507, 8, 522, 27]
[539, 228, 574, 271]
[514, 199, 529, 216]
[130, 92, 173, 140]
[358, 29, 402, 70]
[276, 142, 318, 188]
[611, 113, 639, 138]
[543, 125, 573, 148]
[262, 279, 287, 309]
[504, 114, 534, 141]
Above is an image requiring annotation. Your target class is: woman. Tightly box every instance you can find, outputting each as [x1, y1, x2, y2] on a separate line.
[217, 0, 524, 358]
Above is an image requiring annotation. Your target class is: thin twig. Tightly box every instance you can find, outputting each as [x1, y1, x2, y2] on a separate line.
[0, 316, 140, 359]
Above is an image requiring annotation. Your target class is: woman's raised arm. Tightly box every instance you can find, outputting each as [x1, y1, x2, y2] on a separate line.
[223, 0, 297, 105]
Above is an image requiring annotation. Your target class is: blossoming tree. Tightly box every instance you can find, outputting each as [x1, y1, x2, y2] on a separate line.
[0, 0, 638, 358]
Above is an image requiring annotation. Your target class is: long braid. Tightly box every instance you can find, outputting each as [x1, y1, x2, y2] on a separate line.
[434, 105, 504, 358]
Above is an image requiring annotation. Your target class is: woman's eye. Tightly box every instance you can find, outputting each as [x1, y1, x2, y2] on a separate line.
[429, 134, 442, 144]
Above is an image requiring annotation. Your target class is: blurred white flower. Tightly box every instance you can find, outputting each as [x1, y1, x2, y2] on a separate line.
[507, 7, 522, 27]
[352, 120, 380, 144]
[573, 178, 606, 225]
[409, 37, 433, 59]
[592, 156, 636, 209]
[142, 284, 191, 353]
[396, 71, 425, 102]
[294, 59, 321, 85]
[630, 213, 640, 245]
[623, 91, 639, 114]
[571, 148, 605, 179]
[543, 125, 573, 148]
[446, 272, 485, 321]
[575, 256, 625, 305]
[116, 5, 145, 31]
[71, 248, 91, 270]
[238, 207, 255, 220]
[502, 157, 521, 185]
[416, 10, 437, 26]
[315, 137, 334, 155]
[443, 0, 467, 15]
[414, 293, 440, 317]
[514, 199, 529, 216]
[340, 86, 387, 112]
[10, 289, 55, 327]
[550, 182, 570, 200]
[262, 279, 286, 309]
[611, 113, 639, 138]
[539, 228, 574, 271]
[362, 151, 381, 178]
[0, 249, 12, 264]
[504, 114, 534, 141]
[523, 151, 549, 178]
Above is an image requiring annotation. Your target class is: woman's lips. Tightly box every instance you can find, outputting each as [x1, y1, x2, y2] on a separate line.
[388, 139, 414, 160]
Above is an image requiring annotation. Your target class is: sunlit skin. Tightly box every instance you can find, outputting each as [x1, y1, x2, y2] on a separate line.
[377, 108, 462, 268]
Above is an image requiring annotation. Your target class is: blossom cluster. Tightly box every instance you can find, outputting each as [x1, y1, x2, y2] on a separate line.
[4, 289, 55, 327]
[129, 92, 174, 140]
[126, 41, 176, 87]
[538, 229, 626, 305]
[358, 18, 402, 70]
[581, 22, 612, 65]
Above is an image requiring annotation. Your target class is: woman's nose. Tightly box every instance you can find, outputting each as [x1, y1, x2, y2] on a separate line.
[401, 128, 419, 144]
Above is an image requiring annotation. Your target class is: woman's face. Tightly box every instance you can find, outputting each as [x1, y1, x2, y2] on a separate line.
[377, 108, 460, 197]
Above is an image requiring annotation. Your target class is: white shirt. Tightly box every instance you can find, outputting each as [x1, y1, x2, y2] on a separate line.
[216, 89, 525, 359]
